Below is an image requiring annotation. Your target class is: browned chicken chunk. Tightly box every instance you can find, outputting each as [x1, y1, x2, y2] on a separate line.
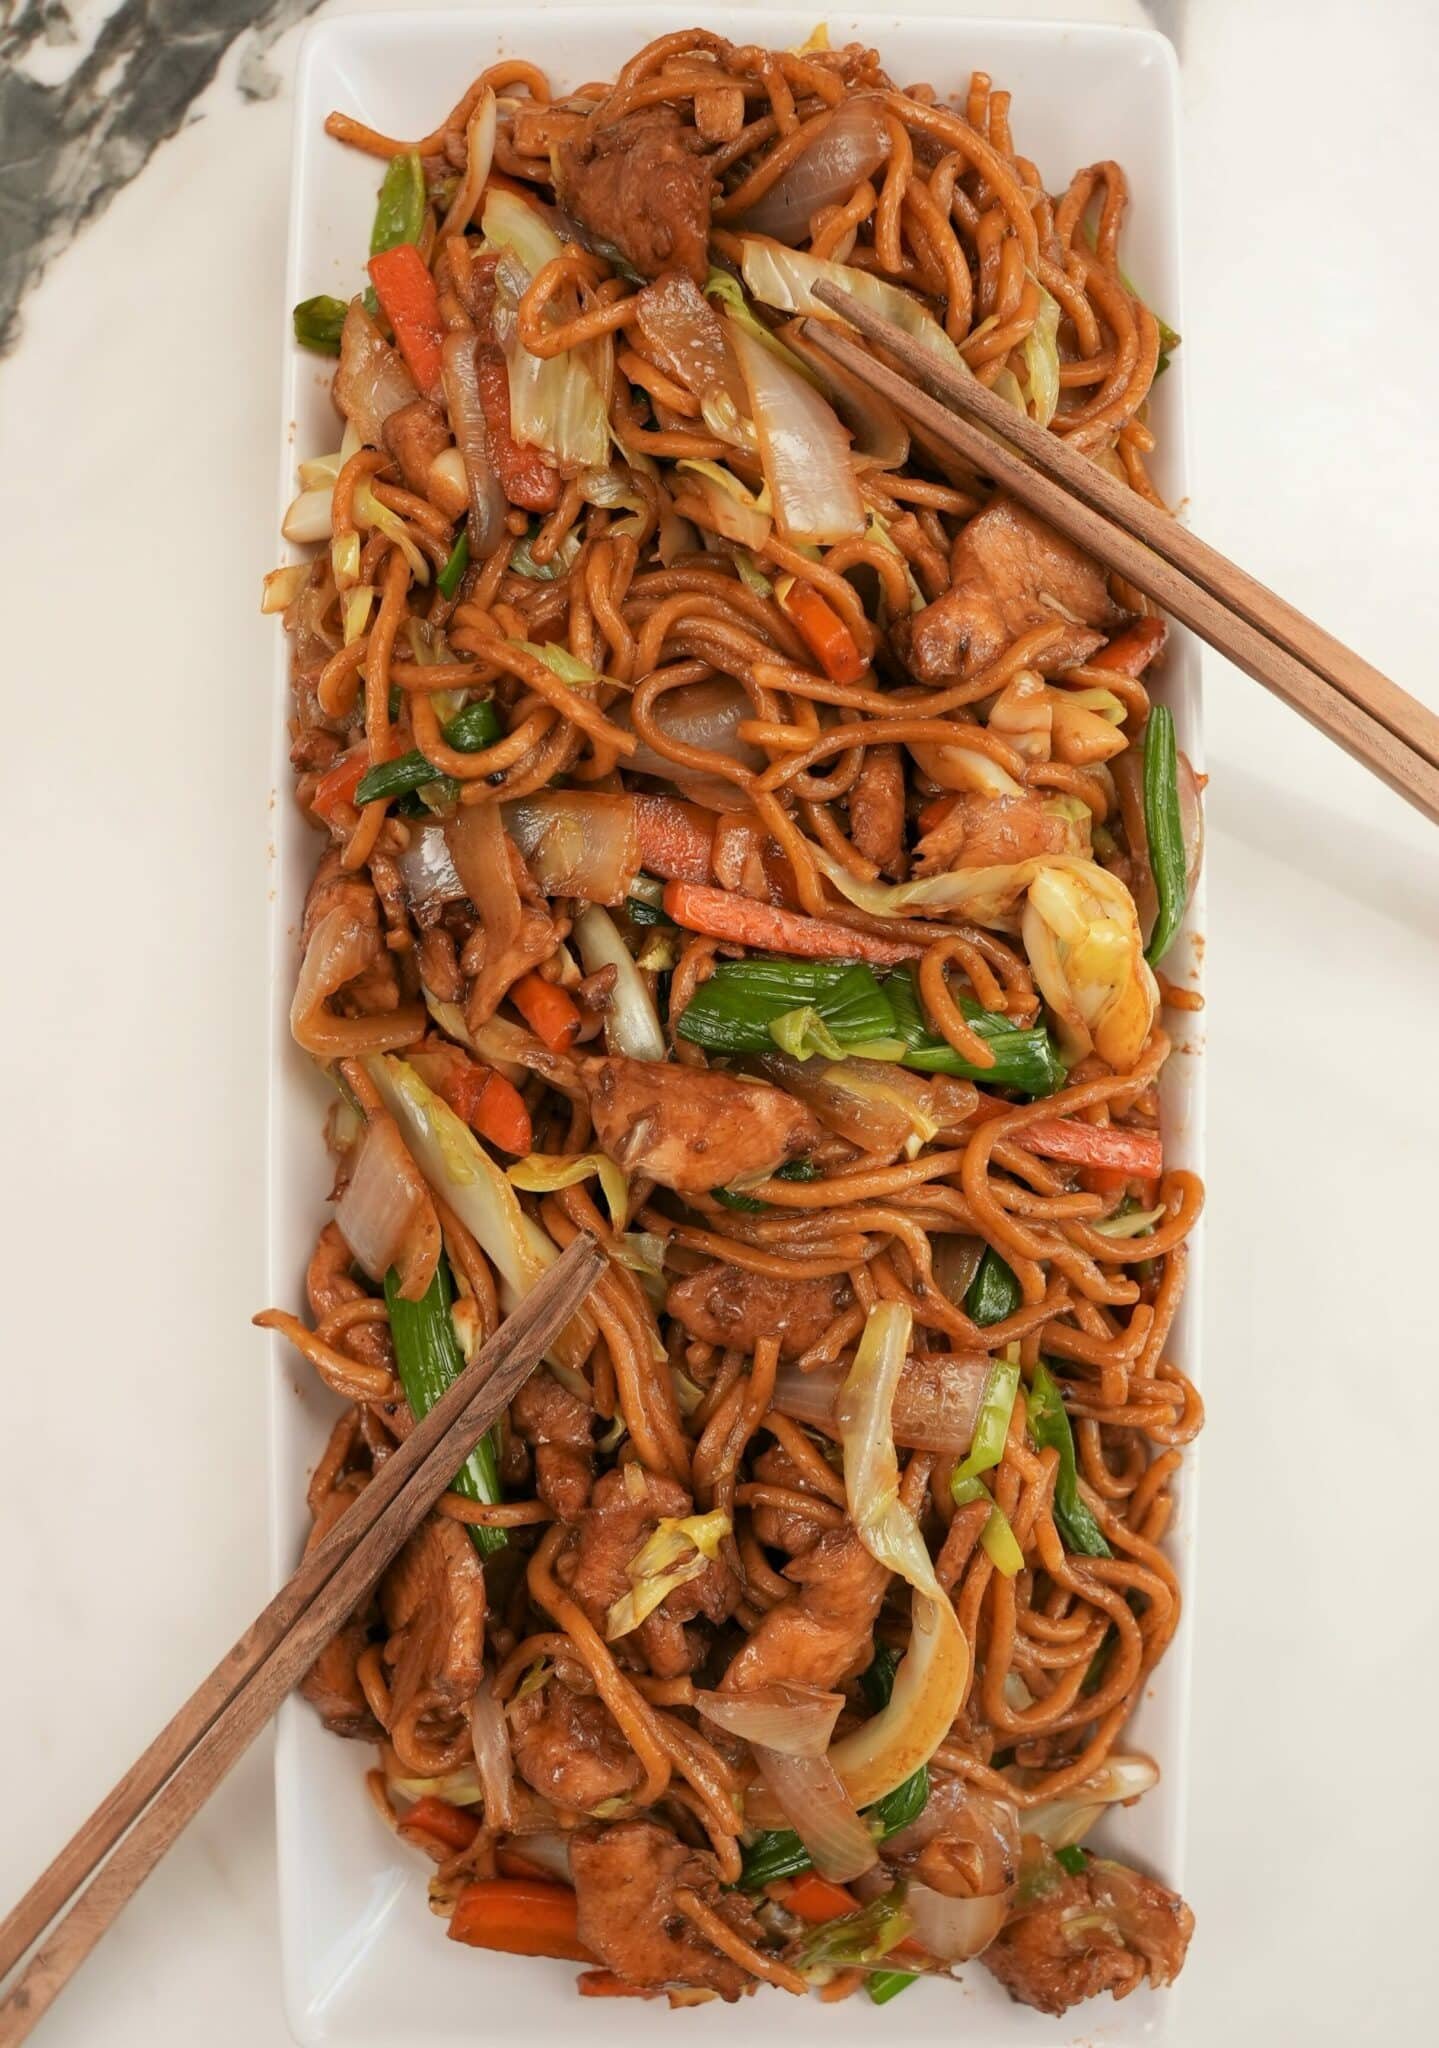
[571, 1821, 767, 1998]
[666, 1265, 850, 1359]
[510, 1368, 595, 1520]
[723, 1525, 887, 1692]
[509, 1679, 643, 1813]
[898, 498, 1118, 681]
[382, 397, 452, 500]
[557, 108, 713, 285]
[914, 791, 1084, 875]
[983, 1859, 1195, 2016]
[749, 1443, 830, 1558]
[847, 743, 908, 876]
[580, 1056, 822, 1193]
[379, 1516, 487, 1773]
[564, 1468, 737, 1674]
[302, 851, 404, 1018]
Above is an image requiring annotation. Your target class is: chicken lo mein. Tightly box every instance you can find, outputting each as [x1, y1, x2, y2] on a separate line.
[261, 24, 1203, 2019]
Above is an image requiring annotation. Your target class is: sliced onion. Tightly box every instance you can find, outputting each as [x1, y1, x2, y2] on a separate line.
[440, 87, 497, 239]
[755, 1052, 974, 1162]
[620, 676, 765, 805]
[633, 272, 752, 446]
[441, 331, 507, 558]
[773, 1353, 990, 1456]
[398, 823, 466, 913]
[739, 99, 891, 243]
[573, 904, 666, 1061]
[445, 803, 524, 1024]
[906, 1881, 1008, 1963]
[502, 1829, 573, 1883]
[828, 1303, 970, 1808]
[292, 907, 423, 1058]
[728, 319, 865, 546]
[1022, 1753, 1159, 1849]
[781, 320, 909, 471]
[753, 1748, 878, 1883]
[425, 445, 471, 522]
[503, 792, 639, 906]
[933, 1234, 984, 1309]
[335, 1112, 432, 1292]
[886, 1777, 1020, 1896]
[281, 487, 334, 545]
[334, 300, 418, 448]
[469, 1672, 516, 1833]
[673, 460, 772, 549]
[695, 1682, 843, 1757]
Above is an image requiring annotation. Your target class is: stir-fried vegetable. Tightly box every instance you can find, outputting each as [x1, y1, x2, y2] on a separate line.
[739, 1764, 929, 1888]
[740, 238, 965, 373]
[949, 1349, 1025, 1576]
[437, 531, 469, 598]
[370, 148, 427, 256]
[352, 696, 502, 809]
[604, 1510, 730, 1638]
[867, 1970, 918, 2004]
[483, 190, 610, 470]
[1026, 1361, 1111, 1557]
[728, 319, 866, 545]
[965, 1247, 1021, 1326]
[367, 242, 444, 391]
[447, 1878, 591, 1961]
[293, 294, 348, 355]
[1142, 704, 1189, 965]
[384, 1258, 507, 1557]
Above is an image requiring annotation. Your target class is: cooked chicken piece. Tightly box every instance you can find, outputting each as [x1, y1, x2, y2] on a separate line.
[571, 1821, 767, 1999]
[983, 1859, 1194, 2016]
[749, 1443, 829, 1558]
[382, 397, 452, 500]
[306, 1221, 395, 1372]
[302, 851, 404, 1016]
[580, 1056, 822, 1193]
[914, 791, 1086, 876]
[299, 1488, 380, 1738]
[379, 1515, 487, 1772]
[898, 498, 1118, 681]
[723, 1525, 887, 1693]
[564, 1468, 737, 1664]
[847, 744, 908, 876]
[666, 1265, 850, 1360]
[508, 1679, 643, 1812]
[557, 108, 713, 285]
[511, 1368, 595, 1520]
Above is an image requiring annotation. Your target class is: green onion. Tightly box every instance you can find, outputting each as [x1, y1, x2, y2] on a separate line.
[1142, 703, 1187, 965]
[1026, 1361, 1111, 1557]
[884, 966, 1067, 1096]
[353, 697, 503, 808]
[678, 959, 897, 1056]
[625, 895, 672, 928]
[1055, 1844, 1089, 1877]
[965, 1246, 1021, 1327]
[950, 1474, 1025, 1575]
[711, 1158, 818, 1213]
[769, 1006, 848, 1061]
[738, 1710, 928, 1887]
[792, 1893, 913, 1971]
[872, 1764, 929, 1835]
[293, 294, 348, 355]
[867, 1970, 918, 2005]
[860, 1642, 899, 1711]
[383, 1259, 506, 1557]
[370, 149, 427, 256]
[952, 1351, 1020, 1488]
[437, 531, 469, 600]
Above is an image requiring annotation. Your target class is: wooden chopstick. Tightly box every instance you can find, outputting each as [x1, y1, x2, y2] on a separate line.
[0, 1232, 603, 2048]
[803, 280, 1439, 823]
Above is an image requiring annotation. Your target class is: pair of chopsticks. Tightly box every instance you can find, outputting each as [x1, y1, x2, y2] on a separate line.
[802, 280, 1439, 824]
[0, 1234, 604, 2048]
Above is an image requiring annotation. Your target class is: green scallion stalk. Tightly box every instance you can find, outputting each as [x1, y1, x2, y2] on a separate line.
[867, 1970, 918, 2005]
[1026, 1361, 1111, 1557]
[884, 965, 1067, 1096]
[738, 1764, 929, 1890]
[965, 1246, 1021, 1327]
[354, 697, 503, 808]
[437, 531, 470, 600]
[1055, 1844, 1089, 1877]
[383, 1259, 506, 1557]
[860, 1642, 899, 1711]
[1142, 703, 1188, 966]
[952, 1351, 1020, 1487]
[293, 294, 348, 355]
[950, 1474, 1025, 1575]
[370, 149, 427, 255]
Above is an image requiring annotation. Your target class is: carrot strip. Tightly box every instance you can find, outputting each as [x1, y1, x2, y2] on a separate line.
[310, 745, 370, 824]
[777, 1872, 857, 1923]
[1090, 616, 1167, 677]
[400, 1796, 480, 1854]
[779, 580, 867, 685]
[662, 880, 921, 967]
[1017, 1116, 1162, 1177]
[447, 1878, 592, 1961]
[368, 243, 444, 392]
[510, 971, 583, 1052]
[633, 794, 716, 882]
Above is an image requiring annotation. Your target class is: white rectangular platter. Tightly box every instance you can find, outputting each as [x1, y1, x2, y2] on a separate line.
[268, 11, 1202, 2044]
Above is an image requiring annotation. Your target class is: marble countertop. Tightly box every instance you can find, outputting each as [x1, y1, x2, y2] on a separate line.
[2, 2, 1435, 2043]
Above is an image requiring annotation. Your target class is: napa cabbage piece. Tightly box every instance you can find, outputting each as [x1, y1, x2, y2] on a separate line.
[483, 189, 610, 470]
[827, 1303, 971, 1807]
[739, 238, 966, 373]
[363, 1053, 593, 1373]
[605, 1510, 731, 1639]
[1019, 279, 1062, 427]
[506, 1152, 629, 1229]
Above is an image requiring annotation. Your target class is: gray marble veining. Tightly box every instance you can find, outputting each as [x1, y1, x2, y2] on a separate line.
[0, 0, 324, 351]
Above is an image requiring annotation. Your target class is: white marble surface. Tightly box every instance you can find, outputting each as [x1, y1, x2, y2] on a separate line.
[1, 1, 1435, 2043]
